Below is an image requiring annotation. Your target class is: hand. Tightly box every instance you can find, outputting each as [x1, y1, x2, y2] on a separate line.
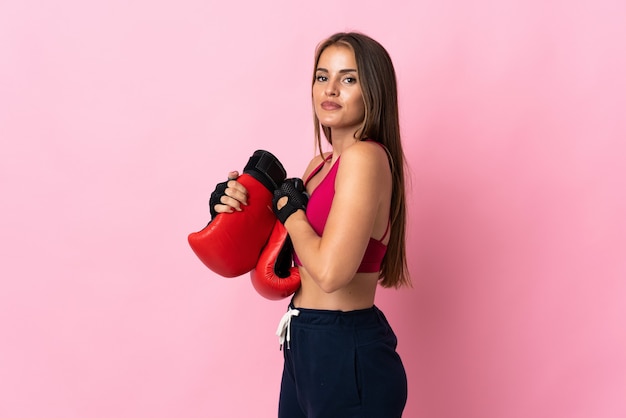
[209, 171, 249, 219]
[272, 178, 309, 225]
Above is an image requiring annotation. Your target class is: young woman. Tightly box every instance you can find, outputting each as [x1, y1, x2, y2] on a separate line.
[215, 32, 410, 418]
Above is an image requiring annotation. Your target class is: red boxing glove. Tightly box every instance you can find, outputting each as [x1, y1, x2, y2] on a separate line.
[250, 220, 301, 300]
[188, 150, 286, 278]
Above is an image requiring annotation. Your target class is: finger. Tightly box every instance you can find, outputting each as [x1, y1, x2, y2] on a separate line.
[220, 195, 244, 211]
[213, 203, 235, 214]
[225, 182, 249, 205]
[227, 171, 239, 180]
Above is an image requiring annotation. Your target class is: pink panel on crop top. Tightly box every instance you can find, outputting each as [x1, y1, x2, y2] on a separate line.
[293, 156, 388, 273]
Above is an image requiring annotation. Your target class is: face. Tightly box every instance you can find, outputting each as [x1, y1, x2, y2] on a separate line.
[313, 44, 365, 138]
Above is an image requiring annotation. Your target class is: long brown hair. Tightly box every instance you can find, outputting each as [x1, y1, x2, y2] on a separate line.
[312, 32, 411, 288]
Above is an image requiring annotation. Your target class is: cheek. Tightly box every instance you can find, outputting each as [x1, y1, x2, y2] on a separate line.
[353, 96, 366, 120]
[312, 86, 324, 105]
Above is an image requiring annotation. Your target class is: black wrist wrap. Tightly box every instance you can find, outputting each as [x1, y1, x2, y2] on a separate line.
[243, 150, 287, 192]
[209, 180, 228, 220]
[273, 179, 309, 224]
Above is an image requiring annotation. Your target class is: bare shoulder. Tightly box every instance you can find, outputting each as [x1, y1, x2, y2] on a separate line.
[340, 141, 390, 173]
[336, 141, 392, 201]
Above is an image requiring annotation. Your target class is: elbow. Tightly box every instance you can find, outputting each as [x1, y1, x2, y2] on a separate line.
[317, 278, 342, 294]
[312, 265, 353, 294]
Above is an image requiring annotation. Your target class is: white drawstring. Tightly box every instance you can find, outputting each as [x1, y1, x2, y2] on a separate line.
[276, 308, 300, 350]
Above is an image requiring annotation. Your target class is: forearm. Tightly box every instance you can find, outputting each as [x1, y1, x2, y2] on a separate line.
[285, 211, 355, 293]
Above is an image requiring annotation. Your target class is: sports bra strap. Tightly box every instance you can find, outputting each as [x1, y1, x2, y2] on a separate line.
[378, 220, 391, 243]
[303, 154, 332, 186]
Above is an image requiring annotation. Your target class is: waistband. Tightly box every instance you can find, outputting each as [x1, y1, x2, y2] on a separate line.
[287, 301, 388, 329]
[276, 301, 394, 350]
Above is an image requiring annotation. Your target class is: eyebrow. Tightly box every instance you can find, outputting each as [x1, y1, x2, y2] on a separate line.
[316, 68, 358, 73]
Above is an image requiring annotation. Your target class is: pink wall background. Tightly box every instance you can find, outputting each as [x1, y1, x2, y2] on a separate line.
[1, 0, 625, 417]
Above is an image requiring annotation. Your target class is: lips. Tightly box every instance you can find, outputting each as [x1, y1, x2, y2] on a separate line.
[321, 101, 341, 110]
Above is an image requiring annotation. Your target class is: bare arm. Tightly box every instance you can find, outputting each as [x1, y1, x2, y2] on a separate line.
[285, 142, 391, 292]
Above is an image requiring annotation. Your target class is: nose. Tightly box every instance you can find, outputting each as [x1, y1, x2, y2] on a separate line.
[325, 79, 339, 97]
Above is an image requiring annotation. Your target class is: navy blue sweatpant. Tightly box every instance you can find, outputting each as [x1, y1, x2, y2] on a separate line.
[278, 303, 407, 418]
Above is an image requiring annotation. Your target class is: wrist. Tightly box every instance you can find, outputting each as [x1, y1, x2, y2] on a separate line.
[272, 178, 309, 225]
[284, 208, 306, 230]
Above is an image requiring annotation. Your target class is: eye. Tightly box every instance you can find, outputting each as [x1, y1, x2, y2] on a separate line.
[315, 74, 328, 82]
[343, 76, 357, 84]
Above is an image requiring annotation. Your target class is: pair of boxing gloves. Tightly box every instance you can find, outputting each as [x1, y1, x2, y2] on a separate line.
[187, 150, 309, 300]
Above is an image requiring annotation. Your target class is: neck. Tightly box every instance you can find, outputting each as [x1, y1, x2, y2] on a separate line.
[329, 129, 361, 158]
